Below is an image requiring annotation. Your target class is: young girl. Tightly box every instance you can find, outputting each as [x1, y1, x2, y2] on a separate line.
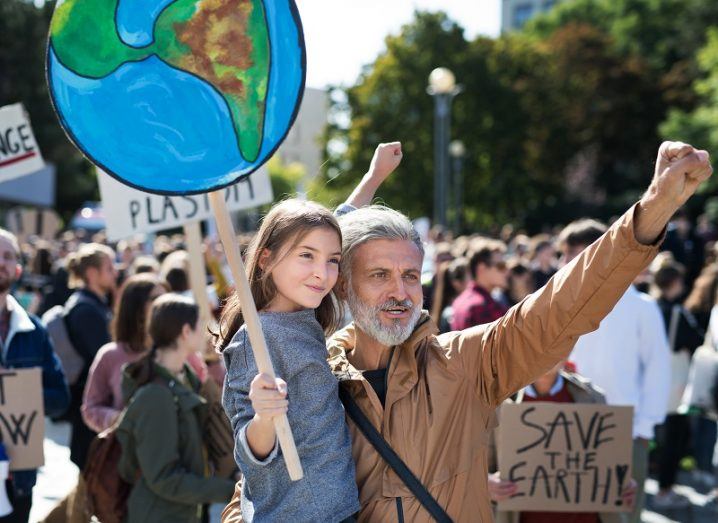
[116, 294, 235, 523]
[218, 200, 358, 522]
[217, 143, 402, 522]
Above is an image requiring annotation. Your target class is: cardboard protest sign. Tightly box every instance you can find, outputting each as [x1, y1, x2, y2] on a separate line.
[0, 104, 45, 183]
[4, 207, 62, 241]
[98, 167, 273, 241]
[0, 368, 45, 470]
[498, 403, 633, 513]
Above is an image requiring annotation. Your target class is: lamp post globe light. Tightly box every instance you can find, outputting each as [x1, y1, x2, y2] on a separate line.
[449, 140, 466, 234]
[427, 67, 462, 229]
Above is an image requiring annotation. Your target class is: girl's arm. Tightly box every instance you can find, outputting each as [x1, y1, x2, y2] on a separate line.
[344, 142, 402, 208]
[81, 348, 120, 432]
[245, 373, 288, 459]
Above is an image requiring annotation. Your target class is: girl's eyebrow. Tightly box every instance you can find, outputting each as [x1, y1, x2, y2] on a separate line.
[297, 244, 342, 257]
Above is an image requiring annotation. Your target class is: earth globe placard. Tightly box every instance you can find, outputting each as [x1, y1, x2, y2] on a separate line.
[47, 0, 306, 195]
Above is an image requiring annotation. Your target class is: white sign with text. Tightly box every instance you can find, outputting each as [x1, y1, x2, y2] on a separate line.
[98, 168, 273, 240]
[0, 103, 45, 183]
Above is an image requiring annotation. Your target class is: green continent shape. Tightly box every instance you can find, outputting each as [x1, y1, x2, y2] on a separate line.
[155, 0, 269, 163]
[49, 0, 146, 76]
[49, 0, 271, 163]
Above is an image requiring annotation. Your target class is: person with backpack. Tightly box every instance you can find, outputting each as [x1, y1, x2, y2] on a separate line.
[116, 293, 234, 522]
[0, 229, 69, 523]
[62, 243, 116, 470]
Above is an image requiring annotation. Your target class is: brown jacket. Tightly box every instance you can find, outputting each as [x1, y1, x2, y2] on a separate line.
[221, 204, 659, 522]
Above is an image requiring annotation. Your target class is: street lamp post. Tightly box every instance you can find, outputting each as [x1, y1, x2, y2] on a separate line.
[449, 140, 466, 234]
[427, 67, 461, 229]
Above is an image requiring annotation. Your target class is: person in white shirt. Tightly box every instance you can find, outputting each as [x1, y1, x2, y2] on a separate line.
[560, 218, 671, 523]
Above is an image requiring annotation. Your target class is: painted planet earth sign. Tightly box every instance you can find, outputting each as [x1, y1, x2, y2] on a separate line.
[47, 0, 305, 195]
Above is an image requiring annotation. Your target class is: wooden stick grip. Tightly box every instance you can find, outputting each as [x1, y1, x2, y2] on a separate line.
[209, 191, 304, 481]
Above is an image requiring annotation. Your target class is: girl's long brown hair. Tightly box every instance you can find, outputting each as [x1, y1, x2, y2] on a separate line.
[214, 199, 343, 352]
[112, 274, 168, 353]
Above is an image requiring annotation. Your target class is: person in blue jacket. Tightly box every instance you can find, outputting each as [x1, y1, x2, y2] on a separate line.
[0, 229, 69, 523]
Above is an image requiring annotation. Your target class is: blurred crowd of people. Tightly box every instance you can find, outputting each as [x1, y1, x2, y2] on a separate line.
[1, 200, 717, 522]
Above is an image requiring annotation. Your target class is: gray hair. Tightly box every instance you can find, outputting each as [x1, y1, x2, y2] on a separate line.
[338, 205, 424, 276]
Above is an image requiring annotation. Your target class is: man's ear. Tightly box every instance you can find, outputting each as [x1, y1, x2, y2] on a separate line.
[14, 264, 22, 280]
[258, 249, 271, 271]
[335, 274, 348, 301]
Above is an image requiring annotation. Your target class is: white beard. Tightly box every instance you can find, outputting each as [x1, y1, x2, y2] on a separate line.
[346, 292, 421, 347]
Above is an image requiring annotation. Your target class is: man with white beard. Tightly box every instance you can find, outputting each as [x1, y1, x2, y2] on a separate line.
[222, 142, 713, 523]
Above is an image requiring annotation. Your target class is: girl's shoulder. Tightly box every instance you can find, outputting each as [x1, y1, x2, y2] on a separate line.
[127, 381, 176, 414]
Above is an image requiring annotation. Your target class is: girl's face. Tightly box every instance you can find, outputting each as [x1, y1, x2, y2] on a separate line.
[265, 227, 341, 312]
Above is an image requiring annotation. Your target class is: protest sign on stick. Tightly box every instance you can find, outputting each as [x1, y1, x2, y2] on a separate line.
[0, 368, 45, 471]
[98, 168, 273, 241]
[498, 403, 633, 513]
[48, 0, 307, 480]
[183, 221, 216, 361]
[0, 104, 44, 183]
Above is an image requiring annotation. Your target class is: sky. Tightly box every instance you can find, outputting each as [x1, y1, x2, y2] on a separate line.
[295, 0, 502, 88]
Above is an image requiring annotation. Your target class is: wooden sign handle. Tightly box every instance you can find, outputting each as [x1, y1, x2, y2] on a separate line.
[183, 221, 219, 362]
[208, 191, 304, 481]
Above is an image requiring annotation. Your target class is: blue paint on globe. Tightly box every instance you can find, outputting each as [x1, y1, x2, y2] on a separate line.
[47, 0, 306, 195]
[116, 0, 176, 48]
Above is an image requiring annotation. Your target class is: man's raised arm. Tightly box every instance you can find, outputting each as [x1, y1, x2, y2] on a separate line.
[443, 141, 712, 407]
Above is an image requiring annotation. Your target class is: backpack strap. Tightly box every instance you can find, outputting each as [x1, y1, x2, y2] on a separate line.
[338, 386, 453, 523]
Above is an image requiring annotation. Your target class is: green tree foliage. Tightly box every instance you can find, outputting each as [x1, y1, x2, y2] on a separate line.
[1, 0, 97, 219]
[315, 3, 718, 231]
[661, 29, 718, 193]
[267, 155, 305, 200]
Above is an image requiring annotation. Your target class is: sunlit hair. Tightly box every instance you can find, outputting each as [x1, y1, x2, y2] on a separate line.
[337, 205, 424, 279]
[66, 243, 115, 288]
[112, 274, 168, 353]
[214, 199, 342, 352]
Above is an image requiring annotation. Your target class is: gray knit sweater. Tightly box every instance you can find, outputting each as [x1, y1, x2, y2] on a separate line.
[222, 309, 359, 522]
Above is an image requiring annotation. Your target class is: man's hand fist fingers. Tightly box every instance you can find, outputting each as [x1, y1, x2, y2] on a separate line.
[667, 149, 711, 177]
[660, 141, 693, 162]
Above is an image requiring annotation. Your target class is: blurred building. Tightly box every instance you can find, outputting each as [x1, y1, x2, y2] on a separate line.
[501, 0, 562, 32]
[275, 87, 328, 181]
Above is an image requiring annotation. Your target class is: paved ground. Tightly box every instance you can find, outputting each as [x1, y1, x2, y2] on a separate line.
[27, 419, 718, 522]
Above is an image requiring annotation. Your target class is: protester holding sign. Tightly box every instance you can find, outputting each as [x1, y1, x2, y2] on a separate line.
[217, 143, 402, 522]
[0, 228, 69, 523]
[488, 361, 636, 523]
[223, 141, 712, 522]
